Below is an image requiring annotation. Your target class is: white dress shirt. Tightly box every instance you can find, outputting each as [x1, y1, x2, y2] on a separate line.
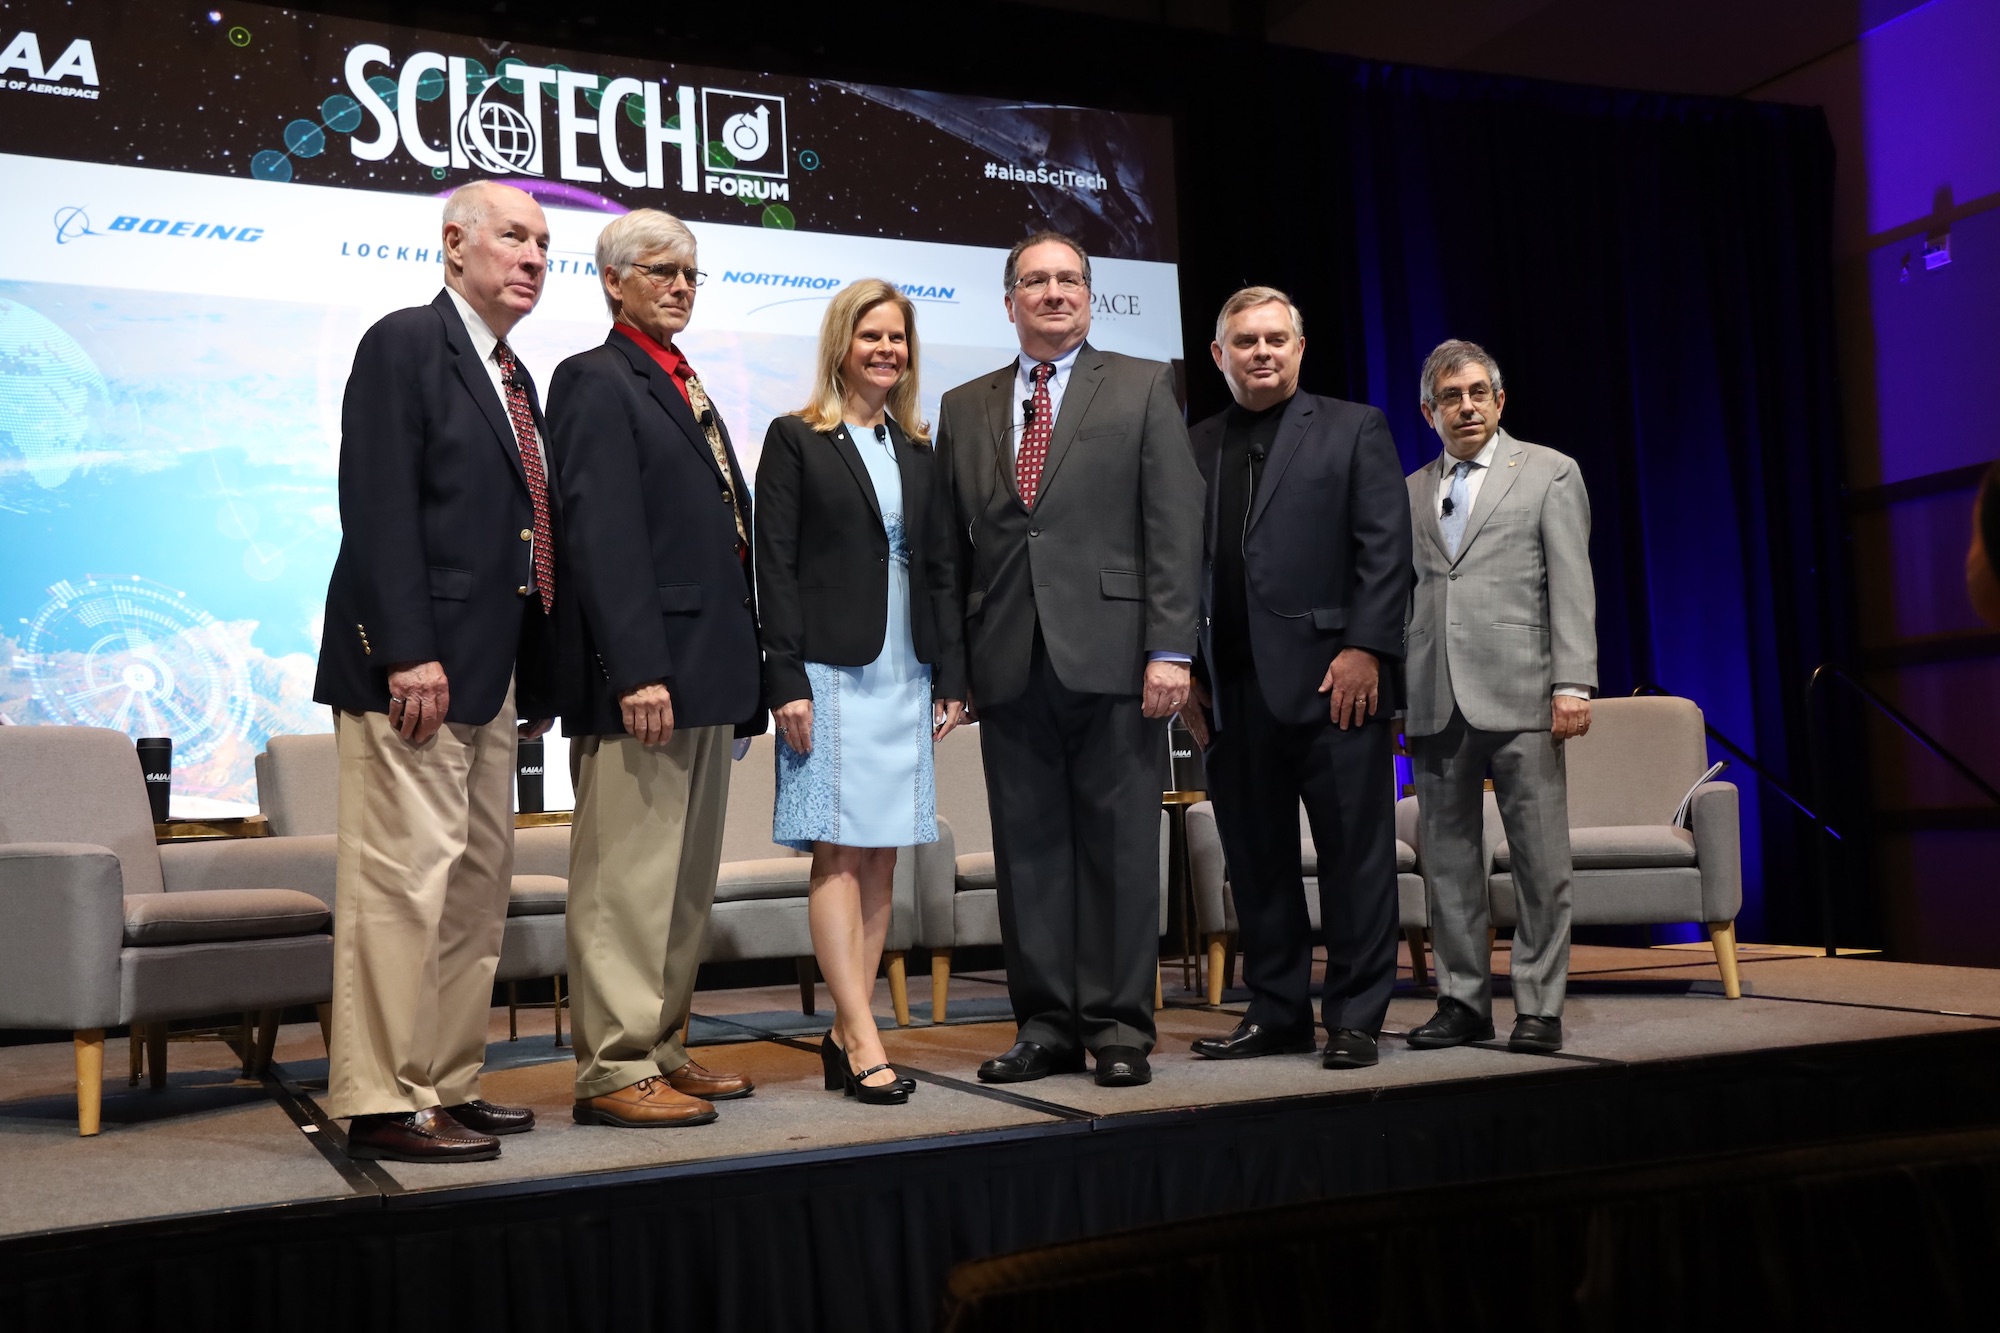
[1432, 431, 1587, 700]
[446, 286, 551, 583]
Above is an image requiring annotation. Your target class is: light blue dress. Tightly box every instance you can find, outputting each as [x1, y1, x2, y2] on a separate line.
[772, 421, 938, 851]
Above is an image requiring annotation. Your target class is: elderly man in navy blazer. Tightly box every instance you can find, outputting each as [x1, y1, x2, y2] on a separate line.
[314, 180, 558, 1162]
[1180, 287, 1413, 1070]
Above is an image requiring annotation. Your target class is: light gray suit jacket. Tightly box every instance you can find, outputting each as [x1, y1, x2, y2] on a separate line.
[1403, 429, 1597, 735]
[932, 343, 1204, 708]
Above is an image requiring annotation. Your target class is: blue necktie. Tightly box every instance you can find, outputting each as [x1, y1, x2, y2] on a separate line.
[1441, 460, 1474, 558]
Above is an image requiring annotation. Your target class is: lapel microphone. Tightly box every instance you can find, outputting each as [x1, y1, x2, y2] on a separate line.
[874, 423, 888, 444]
[1441, 496, 1456, 517]
[699, 407, 715, 428]
[1021, 399, 1035, 428]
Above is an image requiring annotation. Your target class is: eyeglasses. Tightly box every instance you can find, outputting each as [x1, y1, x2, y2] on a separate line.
[632, 262, 705, 288]
[1013, 271, 1088, 295]
[1430, 384, 1494, 409]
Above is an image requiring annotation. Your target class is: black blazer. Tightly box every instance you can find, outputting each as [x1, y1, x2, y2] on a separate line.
[754, 413, 965, 707]
[544, 331, 762, 738]
[1190, 391, 1413, 727]
[313, 290, 559, 725]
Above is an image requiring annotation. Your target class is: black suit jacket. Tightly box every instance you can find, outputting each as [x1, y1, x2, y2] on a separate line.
[314, 290, 559, 725]
[1191, 392, 1412, 727]
[544, 331, 762, 738]
[753, 413, 965, 708]
[932, 344, 1204, 707]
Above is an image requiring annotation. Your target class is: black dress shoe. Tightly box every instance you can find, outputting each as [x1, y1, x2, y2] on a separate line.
[977, 1041, 1083, 1083]
[1508, 1014, 1564, 1053]
[346, 1107, 499, 1163]
[443, 1099, 536, 1136]
[1322, 1029, 1379, 1069]
[1191, 1020, 1316, 1060]
[1094, 1046, 1152, 1087]
[1405, 996, 1496, 1049]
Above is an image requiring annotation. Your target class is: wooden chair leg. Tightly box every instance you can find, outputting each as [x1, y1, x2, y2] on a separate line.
[885, 951, 912, 1027]
[315, 1003, 332, 1058]
[552, 974, 567, 1048]
[1222, 934, 1239, 990]
[796, 957, 818, 1016]
[146, 1023, 167, 1091]
[253, 1008, 280, 1076]
[1154, 964, 1164, 1012]
[128, 1022, 145, 1087]
[507, 981, 520, 1041]
[75, 1030, 105, 1137]
[1708, 921, 1743, 999]
[930, 952, 951, 1025]
[240, 1011, 258, 1078]
[1206, 935, 1227, 1006]
[1405, 927, 1431, 989]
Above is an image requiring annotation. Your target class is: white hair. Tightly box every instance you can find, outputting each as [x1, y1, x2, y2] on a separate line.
[595, 209, 698, 316]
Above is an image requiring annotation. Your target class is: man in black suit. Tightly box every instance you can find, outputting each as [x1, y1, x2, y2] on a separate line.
[1180, 287, 1412, 1069]
[314, 180, 557, 1162]
[545, 209, 762, 1128]
[933, 230, 1204, 1088]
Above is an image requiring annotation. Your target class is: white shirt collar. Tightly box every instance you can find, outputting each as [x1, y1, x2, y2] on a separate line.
[1017, 341, 1084, 383]
[445, 286, 504, 365]
[1440, 430, 1502, 475]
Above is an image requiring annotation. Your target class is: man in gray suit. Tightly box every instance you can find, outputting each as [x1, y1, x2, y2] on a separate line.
[932, 230, 1204, 1088]
[1402, 339, 1596, 1054]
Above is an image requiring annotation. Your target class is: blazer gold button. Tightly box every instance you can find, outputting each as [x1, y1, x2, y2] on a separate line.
[517, 584, 530, 596]
[520, 528, 533, 541]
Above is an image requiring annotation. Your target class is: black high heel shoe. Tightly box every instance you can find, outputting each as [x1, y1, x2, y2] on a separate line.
[821, 1031, 915, 1093]
[842, 1053, 910, 1105]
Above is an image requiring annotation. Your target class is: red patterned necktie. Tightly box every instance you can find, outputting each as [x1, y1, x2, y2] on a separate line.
[494, 342, 555, 614]
[1015, 361, 1056, 508]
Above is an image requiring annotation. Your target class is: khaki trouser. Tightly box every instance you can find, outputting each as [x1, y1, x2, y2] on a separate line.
[567, 725, 731, 1100]
[324, 684, 517, 1119]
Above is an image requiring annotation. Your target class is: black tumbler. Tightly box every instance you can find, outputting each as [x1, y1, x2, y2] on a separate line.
[516, 737, 545, 814]
[136, 737, 172, 823]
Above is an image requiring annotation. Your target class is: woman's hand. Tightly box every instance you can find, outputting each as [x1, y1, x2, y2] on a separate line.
[933, 699, 967, 741]
[773, 697, 813, 753]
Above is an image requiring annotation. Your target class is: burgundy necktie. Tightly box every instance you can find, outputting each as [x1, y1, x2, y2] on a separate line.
[1015, 361, 1056, 508]
[493, 342, 555, 614]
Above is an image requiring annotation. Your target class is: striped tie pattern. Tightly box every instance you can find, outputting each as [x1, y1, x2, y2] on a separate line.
[493, 342, 554, 614]
[1015, 361, 1056, 508]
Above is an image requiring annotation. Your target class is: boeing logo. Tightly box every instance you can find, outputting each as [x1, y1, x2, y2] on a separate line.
[107, 215, 265, 243]
[52, 205, 103, 245]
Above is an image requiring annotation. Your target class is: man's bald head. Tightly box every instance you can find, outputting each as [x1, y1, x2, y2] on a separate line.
[440, 180, 550, 338]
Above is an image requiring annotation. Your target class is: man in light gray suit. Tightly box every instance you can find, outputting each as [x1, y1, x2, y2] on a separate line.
[932, 230, 1204, 1088]
[1402, 339, 1596, 1054]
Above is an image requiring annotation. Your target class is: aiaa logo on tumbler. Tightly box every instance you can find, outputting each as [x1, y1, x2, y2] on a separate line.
[702, 89, 786, 178]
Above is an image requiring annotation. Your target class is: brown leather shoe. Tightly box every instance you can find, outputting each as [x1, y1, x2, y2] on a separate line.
[666, 1057, 755, 1101]
[346, 1106, 500, 1163]
[572, 1076, 718, 1128]
[442, 1098, 536, 1136]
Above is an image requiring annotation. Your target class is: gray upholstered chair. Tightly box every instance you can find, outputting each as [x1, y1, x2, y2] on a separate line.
[918, 724, 1172, 1021]
[707, 733, 918, 1026]
[0, 727, 335, 1135]
[256, 732, 571, 1040]
[1186, 796, 1429, 1006]
[1487, 694, 1743, 996]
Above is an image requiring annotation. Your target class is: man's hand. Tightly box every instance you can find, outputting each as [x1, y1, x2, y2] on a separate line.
[1177, 677, 1212, 749]
[1142, 660, 1192, 720]
[1317, 648, 1380, 731]
[620, 682, 675, 747]
[933, 699, 967, 741]
[1552, 694, 1592, 742]
[519, 718, 553, 740]
[386, 660, 450, 745]
[773, 697, 813, 754]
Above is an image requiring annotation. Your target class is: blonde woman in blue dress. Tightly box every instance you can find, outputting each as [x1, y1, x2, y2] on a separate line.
[755, 280, 968, 1104]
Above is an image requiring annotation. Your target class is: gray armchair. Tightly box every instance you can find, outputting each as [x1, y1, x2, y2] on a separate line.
[1487, 694, 1743, 996]
[918, 724, 1171, 1021]
[257, 732, 571, 1040]
[1186, 796, 1429, 1007]
[0, 727, 334, 1135]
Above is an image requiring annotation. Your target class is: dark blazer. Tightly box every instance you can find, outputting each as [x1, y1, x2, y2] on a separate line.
[544, 331, 762, 738]
[932, 344, 1204, 707]
[1191, 392, 1412, 727]
[753, 413, 965, 708]
[314, 290, 559, 725]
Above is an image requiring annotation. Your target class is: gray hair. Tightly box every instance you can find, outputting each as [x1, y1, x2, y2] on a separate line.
[1003, 230, 1091, 292]
[1214, 286, 1305, 347]
[441, 179, 512, 233]
[595, 208, 698, 316]
[1419, 339, 1504, 405]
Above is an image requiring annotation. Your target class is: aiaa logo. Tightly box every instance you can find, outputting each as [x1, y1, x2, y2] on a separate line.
[0, 31, 99, 84]
[702, 88, 787, 178]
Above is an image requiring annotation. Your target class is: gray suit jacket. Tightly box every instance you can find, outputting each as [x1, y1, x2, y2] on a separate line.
[932, 344, 1204, 707]
[1403, 429, 1597, 735]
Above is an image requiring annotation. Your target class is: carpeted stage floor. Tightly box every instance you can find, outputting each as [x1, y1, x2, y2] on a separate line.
[4, 940, 1998, 1238]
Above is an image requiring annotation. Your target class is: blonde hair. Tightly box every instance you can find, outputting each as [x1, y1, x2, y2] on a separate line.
[796, 279, 929, 442]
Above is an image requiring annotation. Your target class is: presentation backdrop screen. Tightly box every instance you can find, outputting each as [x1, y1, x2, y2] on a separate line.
[0, 3, 1184, 814]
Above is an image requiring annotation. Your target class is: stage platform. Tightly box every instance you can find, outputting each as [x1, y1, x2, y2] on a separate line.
[6, 943, 2000, 1330]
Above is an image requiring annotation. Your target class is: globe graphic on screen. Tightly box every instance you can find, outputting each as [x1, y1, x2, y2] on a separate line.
[0, 297, 110, 494]
[460, 97, 540, 175]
